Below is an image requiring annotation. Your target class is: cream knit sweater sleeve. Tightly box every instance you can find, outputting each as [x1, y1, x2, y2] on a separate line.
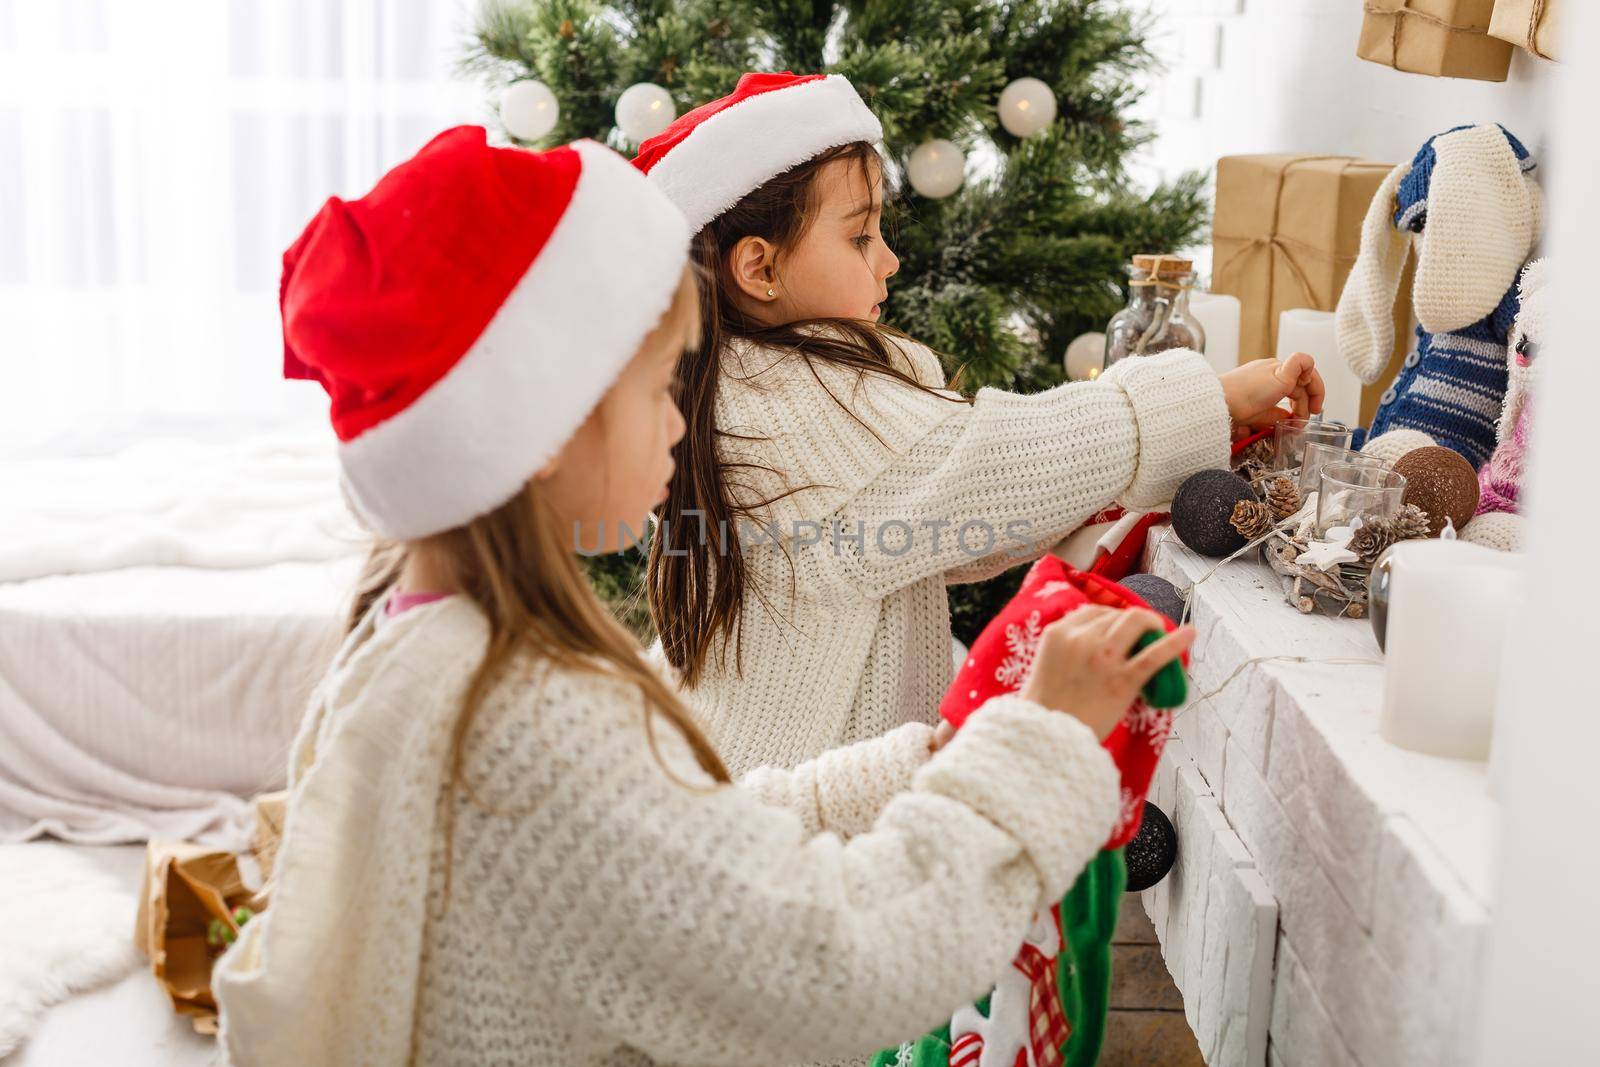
[737, 720, 934, 838]
[825, 347, 1230, 599]
[469, 669, 1119, 1065]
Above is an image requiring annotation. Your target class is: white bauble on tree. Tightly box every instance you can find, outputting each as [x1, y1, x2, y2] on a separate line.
[1064, 332, 1107, 381]
[907, 140, 965, 199]
[997, 77, 1057, 138]
[500, 80, 559, 141]
[615, 82, 676, 143]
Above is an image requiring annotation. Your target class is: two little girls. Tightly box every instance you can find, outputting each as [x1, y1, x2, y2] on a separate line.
[213, 75, 1320, 1067]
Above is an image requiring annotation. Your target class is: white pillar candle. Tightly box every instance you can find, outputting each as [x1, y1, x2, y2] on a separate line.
[1187, 291, 1240, 376]
[1380, 540, 1523, 761]
[1276, 308, 1360, 427]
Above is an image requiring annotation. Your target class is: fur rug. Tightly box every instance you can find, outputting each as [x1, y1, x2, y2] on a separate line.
[0, 844, 141, 1057]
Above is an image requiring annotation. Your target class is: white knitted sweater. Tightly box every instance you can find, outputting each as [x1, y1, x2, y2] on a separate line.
[212, 595, 1120, 1066]
[686, 336, 1230, 776]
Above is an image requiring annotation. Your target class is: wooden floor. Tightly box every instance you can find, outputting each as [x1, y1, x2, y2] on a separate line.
[1104, 895, 1205, 1066]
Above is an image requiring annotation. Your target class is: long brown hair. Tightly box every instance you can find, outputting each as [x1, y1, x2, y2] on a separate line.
[346, 279, 732, 814]
[648, 141, 968, 687]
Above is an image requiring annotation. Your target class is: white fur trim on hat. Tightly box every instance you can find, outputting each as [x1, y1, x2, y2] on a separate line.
[338, 140, 691, 539]
[647, 75, 883, 232]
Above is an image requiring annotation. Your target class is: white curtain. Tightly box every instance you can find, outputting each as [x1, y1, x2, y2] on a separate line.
[0, 0, 487, 452]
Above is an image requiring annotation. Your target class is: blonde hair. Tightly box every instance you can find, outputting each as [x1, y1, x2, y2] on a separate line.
[345, 275, 731, 896]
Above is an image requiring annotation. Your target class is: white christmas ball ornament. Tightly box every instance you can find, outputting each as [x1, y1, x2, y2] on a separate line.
[907, 140, 965, 199]
[1064, 332, 1107, 381]
[615, 82, 676, 143]
[998, 77, 1057, 138]
[500, 80, 559, 141]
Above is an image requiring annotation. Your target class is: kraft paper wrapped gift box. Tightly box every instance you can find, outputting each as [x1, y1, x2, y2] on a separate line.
[1357, 0, 1514, 81]
[1488, 0, 1562, 61]
[1211, 154, 1410, 424]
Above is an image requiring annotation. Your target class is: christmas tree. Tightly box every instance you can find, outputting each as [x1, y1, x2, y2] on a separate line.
[464, 0, 1207, 643]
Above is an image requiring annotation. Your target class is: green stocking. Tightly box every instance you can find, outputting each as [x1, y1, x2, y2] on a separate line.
[871, 850, 1127, 1066]
[1058, 849, 1126, 1066]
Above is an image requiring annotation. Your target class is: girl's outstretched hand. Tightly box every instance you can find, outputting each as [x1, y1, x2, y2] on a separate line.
[1219, 352, 1326, 440]
[1020, 607, 1195, 741]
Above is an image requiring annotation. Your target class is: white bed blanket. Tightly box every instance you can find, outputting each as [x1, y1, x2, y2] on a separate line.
[0, 433, 363, 584]
[0, 558, 359, 847]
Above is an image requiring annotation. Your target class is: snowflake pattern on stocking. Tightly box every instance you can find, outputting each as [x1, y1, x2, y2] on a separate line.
[1111, 786, 1144, 843]
[1128, 703, 1175, 747]
[1033, 580, 1075, 600]
[995, 610, 1045, 689]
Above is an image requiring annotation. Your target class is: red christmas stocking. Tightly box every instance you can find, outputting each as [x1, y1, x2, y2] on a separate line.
[943, 555, 1182, 848]
[874, 440, 1266, 1067]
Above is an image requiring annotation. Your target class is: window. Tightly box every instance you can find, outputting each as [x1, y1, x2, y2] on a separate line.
[0, 0, 485, 452]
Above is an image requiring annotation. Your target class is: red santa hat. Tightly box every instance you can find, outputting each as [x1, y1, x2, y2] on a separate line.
[631, 72, 882, 233]
[281, 127, 690, 539]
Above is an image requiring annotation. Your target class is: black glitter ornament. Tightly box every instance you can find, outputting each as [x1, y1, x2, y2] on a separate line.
[1122, 801, 1177, 893]
[1120, 573, 1186, 625]
[1171, 469, 1258, 557]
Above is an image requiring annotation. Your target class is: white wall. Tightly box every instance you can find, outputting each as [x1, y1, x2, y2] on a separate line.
[1130, 0, 1566, 271]
[1475, 3, 1600, 1058]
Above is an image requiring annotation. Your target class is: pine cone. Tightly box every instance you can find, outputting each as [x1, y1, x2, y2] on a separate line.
[1236, 457, 1270, 483]
[1232, 438, 1275, 476]
[1229, 499, 1274, 540]
[1390, 503, 1431, 542]
[1348, 524, 1386, 563]
[1349, 504, 1432, 563]
[1264, 475, 1302, 521]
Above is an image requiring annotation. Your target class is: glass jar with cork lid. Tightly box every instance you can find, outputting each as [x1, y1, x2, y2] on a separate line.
[1103, 254, 1206, 369]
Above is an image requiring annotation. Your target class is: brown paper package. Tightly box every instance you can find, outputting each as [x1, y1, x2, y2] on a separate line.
[133, 842, 258, 1033]
[1357, 0, 1513, 81]
[1211, 154, 1409, 426]
[1488, 0, 1561, 60]
[133, 791, 287, 1034]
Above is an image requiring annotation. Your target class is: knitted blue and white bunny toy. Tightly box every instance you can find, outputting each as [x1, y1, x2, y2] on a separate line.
[1336, 124, 1542, 468]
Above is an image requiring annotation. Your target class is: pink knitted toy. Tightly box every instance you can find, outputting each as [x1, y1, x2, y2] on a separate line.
[1475, 257, 1545, 518]
[1476, 403, 1529, 515]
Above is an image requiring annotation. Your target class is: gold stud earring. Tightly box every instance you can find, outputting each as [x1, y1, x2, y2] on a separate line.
[766, 287, 776, 298]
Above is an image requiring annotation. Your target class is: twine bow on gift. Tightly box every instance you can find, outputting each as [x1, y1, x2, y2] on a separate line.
[1212, 233, 1326, 311]
[1212, 156, 1362, 333]
[1014, 941, 1072, 1067]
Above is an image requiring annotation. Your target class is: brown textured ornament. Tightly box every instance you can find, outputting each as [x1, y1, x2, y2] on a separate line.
[1392, 446, 1480, 537]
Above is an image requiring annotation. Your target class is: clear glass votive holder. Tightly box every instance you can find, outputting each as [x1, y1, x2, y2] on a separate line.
[1274, 418, 1353, 471]
[1316, 463, 1407, 539]
[1298, 443, 1386, 496]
